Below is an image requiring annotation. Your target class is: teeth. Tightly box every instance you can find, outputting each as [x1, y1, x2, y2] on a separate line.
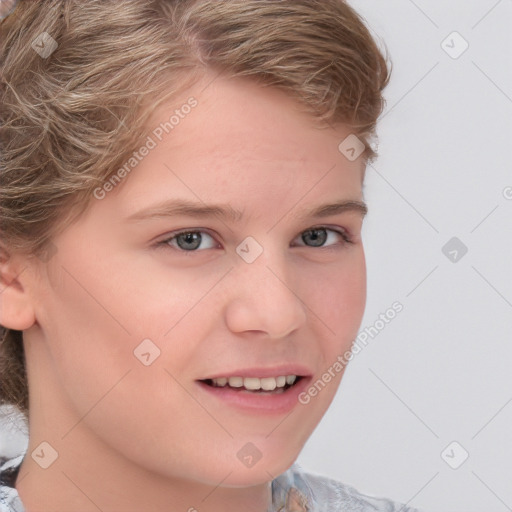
[286, 375, 297, 385]
[228, 376, 244, 387]
[210, 375, 298, 390]
[244, 377, 261, 390]
[260, 377, 277, 391]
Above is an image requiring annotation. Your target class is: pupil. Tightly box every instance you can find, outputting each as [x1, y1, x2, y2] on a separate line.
[177, 232, 201, 250]
[303, 228, 326, 247]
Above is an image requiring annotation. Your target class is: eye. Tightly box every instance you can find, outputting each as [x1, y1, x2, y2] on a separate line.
[294, 227, 353, 249]
[156, 230, 218, 252]
[155, 226, 353, 253]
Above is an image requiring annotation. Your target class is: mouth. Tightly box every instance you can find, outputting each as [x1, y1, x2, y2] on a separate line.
[196, 370, 311, 414]
[199, 374, 304, 394]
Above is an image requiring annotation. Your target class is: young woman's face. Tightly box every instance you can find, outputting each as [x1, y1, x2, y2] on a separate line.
[26, 73, 367, 487]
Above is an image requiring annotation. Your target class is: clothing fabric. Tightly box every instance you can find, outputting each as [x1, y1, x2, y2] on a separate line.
[0, 455, 24, 512]
[0, 456, 423, 512]
[269, 465, 423, 512]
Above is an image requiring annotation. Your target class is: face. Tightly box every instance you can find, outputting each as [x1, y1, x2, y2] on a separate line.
[24, 73, 367, 487]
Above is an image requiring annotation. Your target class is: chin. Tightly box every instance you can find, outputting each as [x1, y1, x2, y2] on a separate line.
[213, 447, 300, 488]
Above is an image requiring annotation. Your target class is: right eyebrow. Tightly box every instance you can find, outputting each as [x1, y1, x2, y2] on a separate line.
[126, 199, 244, 223]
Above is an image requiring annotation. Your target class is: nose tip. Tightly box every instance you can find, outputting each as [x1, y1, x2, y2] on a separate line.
[262, 265, 308, 338]
[224, 262, 307, 339]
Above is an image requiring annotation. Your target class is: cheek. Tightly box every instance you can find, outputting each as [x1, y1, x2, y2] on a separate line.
[292, 251, 366, 419]
[337, 252, 366, 328]
[38, 263, 198, 461]
[38, 259, 142, 413]
[39, 254, 212, 411]
[307, 248, 366, 342]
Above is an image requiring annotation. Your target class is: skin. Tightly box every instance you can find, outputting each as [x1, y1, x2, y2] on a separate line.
[0, 72, 367, 512]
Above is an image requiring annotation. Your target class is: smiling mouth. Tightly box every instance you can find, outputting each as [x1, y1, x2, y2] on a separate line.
[200, 375, 303, 393]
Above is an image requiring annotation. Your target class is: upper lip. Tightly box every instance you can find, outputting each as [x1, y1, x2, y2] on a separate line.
[198, 364, 313, 380]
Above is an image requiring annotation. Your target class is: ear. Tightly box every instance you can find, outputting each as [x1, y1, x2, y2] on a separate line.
[0, 246, 37, 331]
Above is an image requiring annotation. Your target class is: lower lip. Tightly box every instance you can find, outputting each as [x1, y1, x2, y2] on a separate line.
[196, 377, 312, 415]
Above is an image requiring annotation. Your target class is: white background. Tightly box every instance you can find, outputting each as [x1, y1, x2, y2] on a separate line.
[297, 1, 512, 511]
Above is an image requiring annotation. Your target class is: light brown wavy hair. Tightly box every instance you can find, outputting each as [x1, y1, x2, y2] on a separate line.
[0, 0, 390, 419]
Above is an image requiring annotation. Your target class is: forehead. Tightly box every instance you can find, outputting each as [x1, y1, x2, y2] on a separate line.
[157, 74, 353, 158]
[109, 73, 365, 216]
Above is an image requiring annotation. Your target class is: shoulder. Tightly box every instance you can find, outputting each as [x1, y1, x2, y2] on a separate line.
[272, 463, 425, 512]
[0, 454, 25, 512]
[0, 405, 27, 512]
[0, 484, 24, 512]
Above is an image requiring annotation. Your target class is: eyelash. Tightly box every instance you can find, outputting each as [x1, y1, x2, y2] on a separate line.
[154, 226, 354, 253]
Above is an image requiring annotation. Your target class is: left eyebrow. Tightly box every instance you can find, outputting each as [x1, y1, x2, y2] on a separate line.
[125, 198, 368, 223]
[296, 200, 368, 221]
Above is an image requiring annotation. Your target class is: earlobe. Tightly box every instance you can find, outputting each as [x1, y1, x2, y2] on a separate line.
[0, 248, 37, 331]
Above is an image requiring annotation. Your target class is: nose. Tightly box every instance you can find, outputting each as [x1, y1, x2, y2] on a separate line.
[224, 250, 308, 339]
